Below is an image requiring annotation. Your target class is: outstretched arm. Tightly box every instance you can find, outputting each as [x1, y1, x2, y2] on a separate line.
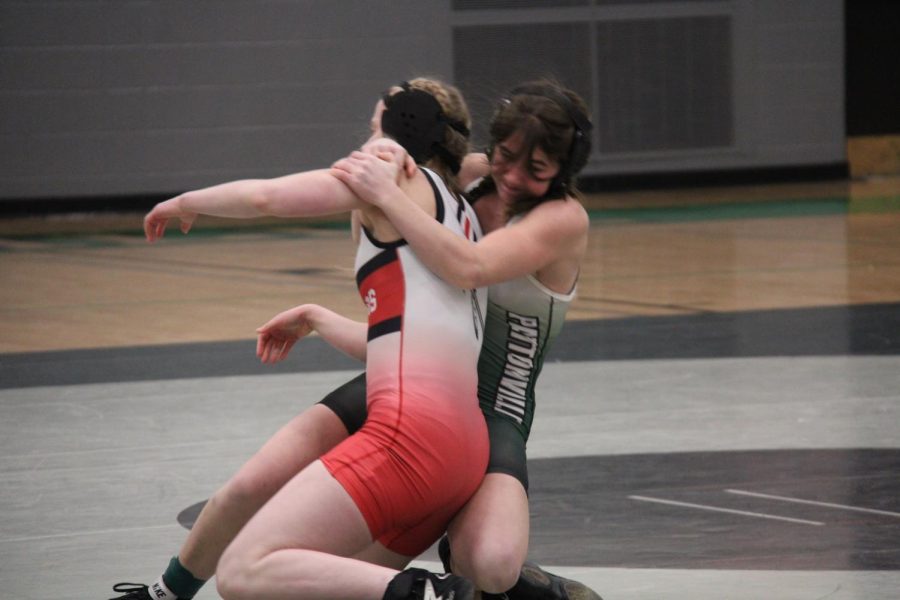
[331, 152, 587, 289]
[256, 304, 367, 364]
[144, 170, 363, 242]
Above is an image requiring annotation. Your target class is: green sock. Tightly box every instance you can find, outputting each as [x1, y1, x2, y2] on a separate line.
[161, 556, 207, 600]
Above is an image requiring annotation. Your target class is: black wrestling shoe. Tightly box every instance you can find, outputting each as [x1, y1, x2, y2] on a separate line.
[108, 583, 154, 600]
[438, 534, 453, 572]
[509, 562, 603, 600]
[384, 567, 475, 600]
[435, 536, 601, 600]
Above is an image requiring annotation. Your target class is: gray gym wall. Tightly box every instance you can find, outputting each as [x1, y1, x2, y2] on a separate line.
[0, 0, 844, 205]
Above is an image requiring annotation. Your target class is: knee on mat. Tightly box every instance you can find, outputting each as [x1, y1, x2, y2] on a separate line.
[465, 542, 522, 593]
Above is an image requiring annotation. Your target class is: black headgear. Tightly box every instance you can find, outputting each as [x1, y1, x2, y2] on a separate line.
[504, 83, 593, 198]
[380, 82, 470, 174]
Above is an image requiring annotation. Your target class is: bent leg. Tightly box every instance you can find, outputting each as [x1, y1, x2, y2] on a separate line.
[180, 404, 350, 579]
[446, 472, 529, 593]
[444, 472, 604, 600]
[216, 460, 397, 600]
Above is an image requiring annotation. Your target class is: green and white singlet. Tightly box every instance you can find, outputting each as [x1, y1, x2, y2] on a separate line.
[477, 269, 575, 441]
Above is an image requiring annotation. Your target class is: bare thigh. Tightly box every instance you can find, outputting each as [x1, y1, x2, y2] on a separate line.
[217, 461, 396, 600]
[228, 403, 350, 498]
[225, 460, 373, 560]
[180, 404, 350, 577]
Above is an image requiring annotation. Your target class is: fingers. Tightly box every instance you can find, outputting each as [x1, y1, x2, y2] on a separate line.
[361, 138, 408, 166]
[257, 323, 301, 365]
[278, 338, 296, 361]
[331, 154, 353, 170]
[260, 337, 295, 364]
[331, 150, 398, 205]
[375, 150, 397, 164]
[330, 156, 363, 185]
[143, 216, 166, 242]
[257, 334, 280, 364]
[257, 324, 276, 360]
[330, 165, 350, 186]
[331, 154, 365, 178]
[334, 151, 379, 173]
[256, 331, 267, 359]
[349, 150, 380, 164]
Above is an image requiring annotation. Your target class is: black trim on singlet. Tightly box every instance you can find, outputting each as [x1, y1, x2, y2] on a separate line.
[356, 248, 403, 341]
[368, 316, 402, 341]
[361, 225, 408, 250]
[420, 167, 446, 225]
[453, 191, 479, 242]
[356, 246, 399, 288]
[360, 167, 446, 249]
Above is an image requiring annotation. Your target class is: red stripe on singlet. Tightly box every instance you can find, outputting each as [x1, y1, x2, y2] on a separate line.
[358, 252, 405, 339]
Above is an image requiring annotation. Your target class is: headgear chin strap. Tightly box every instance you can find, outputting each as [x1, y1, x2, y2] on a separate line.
[380, 82, 469, 173]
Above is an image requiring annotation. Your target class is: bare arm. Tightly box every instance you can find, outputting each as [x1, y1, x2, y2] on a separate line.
[144, 170, 363, 242]
[357, 138, 488, 190]
[331, 152, 588, 289]
[256, 304, 367, 364]
[458, 153, 490, 190]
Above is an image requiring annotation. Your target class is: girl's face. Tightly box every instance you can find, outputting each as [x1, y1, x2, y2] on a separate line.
[367, 98, 387, 142]
[490, 131, 560, 203]
[367, 85, 403, 143]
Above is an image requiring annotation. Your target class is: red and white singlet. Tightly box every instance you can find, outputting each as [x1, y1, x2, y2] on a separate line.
[321, 167, 488, 556]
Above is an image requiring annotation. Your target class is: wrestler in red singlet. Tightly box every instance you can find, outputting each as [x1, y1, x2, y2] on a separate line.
[321, 166, 488, 556]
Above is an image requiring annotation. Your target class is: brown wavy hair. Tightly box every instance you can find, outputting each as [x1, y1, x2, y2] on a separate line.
[478, 79, 591, 216]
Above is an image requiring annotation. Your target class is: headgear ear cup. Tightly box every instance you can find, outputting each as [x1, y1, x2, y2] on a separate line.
[380, 82, 470, 173]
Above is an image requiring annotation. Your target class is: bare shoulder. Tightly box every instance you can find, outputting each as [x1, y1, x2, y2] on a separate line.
[399, 168, 437, 213]
[359, 166, 433, 235]
[459, 153, 490, 189]
[526, 195, 589, 236]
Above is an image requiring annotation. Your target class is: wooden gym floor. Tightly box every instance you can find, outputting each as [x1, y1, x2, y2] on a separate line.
[1, 176, 899, 599]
